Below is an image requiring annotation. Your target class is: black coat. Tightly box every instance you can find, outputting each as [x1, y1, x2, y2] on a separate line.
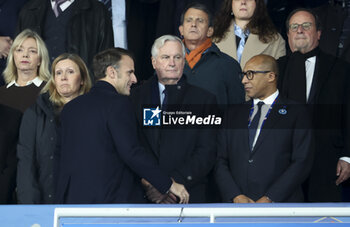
[16, 0, 114, 78]
[56, 81, 172, 204]
[215, 96, 314, 202]
[17, 93, 57, 204]
[278, 50, 350, 202]
[0, 104, 22, 204]
[183, 43, 245, 106]
[130, 76, 218, 203]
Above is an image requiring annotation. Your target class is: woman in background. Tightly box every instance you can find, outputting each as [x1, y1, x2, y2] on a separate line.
[0, 28, 49, 204]
[213, 0, 285, 68]
[0, 29, 50, 112]
[16, 53, 92, 204]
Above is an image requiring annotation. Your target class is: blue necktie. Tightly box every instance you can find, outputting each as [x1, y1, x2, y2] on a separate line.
[249, 101, 264, 151]
[234, 24, 249, 63]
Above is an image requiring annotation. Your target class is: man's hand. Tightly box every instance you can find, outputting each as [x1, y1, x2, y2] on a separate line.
[141, 179, 177, 204]
[256, 196, 273, 203]
[169, 179, 189, 204]
[336, 160, 350, 185]
[233, 194, 255, 203]
[0, 36, 12, 59]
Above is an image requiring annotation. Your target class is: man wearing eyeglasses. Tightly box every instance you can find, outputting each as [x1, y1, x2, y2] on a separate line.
[278, 8, 350, 202]
[216, 54, 314, 203]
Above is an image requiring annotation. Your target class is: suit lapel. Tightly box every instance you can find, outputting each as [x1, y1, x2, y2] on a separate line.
[142, 77, 162, 158]
[312, 53, 336, 103]
[252, 96, 285, 154]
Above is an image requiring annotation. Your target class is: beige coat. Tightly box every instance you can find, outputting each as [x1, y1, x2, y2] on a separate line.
[215, 21, 286, 69]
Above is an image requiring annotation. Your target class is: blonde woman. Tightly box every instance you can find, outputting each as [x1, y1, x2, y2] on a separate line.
[0, 29, 50, 113]
[17, 53, 92, 204]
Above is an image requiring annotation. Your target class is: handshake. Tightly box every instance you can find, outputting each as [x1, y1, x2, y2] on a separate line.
[141, 179, 189, 204]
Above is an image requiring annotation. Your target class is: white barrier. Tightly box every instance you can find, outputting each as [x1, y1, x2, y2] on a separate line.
[53, 206, 350, 227]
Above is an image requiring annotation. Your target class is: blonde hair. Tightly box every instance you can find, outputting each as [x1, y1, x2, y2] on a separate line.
[3, 29, 50, 84]
[42, 53, 92, 107]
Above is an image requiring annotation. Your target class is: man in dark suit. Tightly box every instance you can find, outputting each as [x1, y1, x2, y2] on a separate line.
[179, 3, 244, 106]
[216, 54, 313, 203]
[278, 8, 350, 202]
[55, 48, 189, 204]
[131, 35, 217, 203]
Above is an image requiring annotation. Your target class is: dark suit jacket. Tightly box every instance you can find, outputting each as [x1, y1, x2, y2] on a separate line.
[215, 96, 314, 202]
[278, 50, 350, 201]
[0, 104, 22, 203]
[130, 76, 218, 203]
[55, 81, 172, 204]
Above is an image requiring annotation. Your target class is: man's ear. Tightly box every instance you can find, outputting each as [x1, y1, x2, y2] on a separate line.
[106, 65, 116, 79]
[179, 25, 184, 37]
[268, 72, 276, 82]
[151, 57, 157, 69]
[207, 26, 214, 38]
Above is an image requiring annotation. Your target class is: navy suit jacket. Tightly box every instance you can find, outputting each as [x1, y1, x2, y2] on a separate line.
[55, 81, 171, 204]
[215, 96, 314, 202]
[130, 76, 218, 202]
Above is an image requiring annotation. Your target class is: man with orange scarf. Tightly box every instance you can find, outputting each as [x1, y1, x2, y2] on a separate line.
[179, 3, 245, 108]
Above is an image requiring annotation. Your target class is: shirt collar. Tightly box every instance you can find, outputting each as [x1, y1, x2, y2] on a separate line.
[6, 77, 44, 88]
[306, 56, 316, 63]
[253, 89, 279, 105]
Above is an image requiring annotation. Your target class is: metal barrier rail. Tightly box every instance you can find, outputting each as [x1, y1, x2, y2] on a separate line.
[53, 206, 350, 227]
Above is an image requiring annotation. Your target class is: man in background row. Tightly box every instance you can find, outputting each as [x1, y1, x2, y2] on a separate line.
[278, 8, 350, 202]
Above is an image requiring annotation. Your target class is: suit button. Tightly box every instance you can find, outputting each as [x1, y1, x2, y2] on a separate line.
[248, 159, 253, 163]
[187, 176, 192, 181]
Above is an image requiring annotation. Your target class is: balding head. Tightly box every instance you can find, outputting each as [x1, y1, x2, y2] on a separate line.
[242, 55, 278, 100]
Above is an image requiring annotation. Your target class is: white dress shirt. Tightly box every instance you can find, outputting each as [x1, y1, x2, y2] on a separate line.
[51, 0, 75, 12]
[251, 89, 279, 149]
[158, 82, 166, 106]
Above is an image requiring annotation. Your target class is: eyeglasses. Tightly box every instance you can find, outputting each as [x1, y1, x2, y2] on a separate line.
[288, 22, 313, 32]
[239, 70, 271, 80]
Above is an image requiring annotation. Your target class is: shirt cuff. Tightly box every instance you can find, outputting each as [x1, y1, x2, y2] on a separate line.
[339, 157, 350, 164]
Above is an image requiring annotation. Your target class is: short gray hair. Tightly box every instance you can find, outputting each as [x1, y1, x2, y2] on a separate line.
[151, 35, 186, 58]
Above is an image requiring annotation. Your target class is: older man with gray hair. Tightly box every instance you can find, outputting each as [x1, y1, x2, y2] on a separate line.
[131, 35, 218, 203]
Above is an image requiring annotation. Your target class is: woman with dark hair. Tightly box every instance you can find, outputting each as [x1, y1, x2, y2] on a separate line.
[16, 53, 92, 204]
[213, 0, 286, 68]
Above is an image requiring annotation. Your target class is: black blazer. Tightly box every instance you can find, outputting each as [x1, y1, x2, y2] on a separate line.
[0, 104, 22, 204]
[130, 76, 218, 202]
[278, 50, 350, 201]
[215, 96, 314, 202]
[55, 81, 172, 204]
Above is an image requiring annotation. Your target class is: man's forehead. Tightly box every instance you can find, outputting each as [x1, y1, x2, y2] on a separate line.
[289, 11, 315, 24]
[158, 42, 182, 53]
[244, 58, 263, 70]
[185, 8, 208, 18]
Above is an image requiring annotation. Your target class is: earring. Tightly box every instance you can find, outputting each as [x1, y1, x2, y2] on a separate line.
[231, 12, 234, 16]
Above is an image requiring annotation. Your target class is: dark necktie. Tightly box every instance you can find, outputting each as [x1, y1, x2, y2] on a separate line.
[53, 0, 68, 17]
[161, 89, 168, 109]
[249, 101, 264, 151]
